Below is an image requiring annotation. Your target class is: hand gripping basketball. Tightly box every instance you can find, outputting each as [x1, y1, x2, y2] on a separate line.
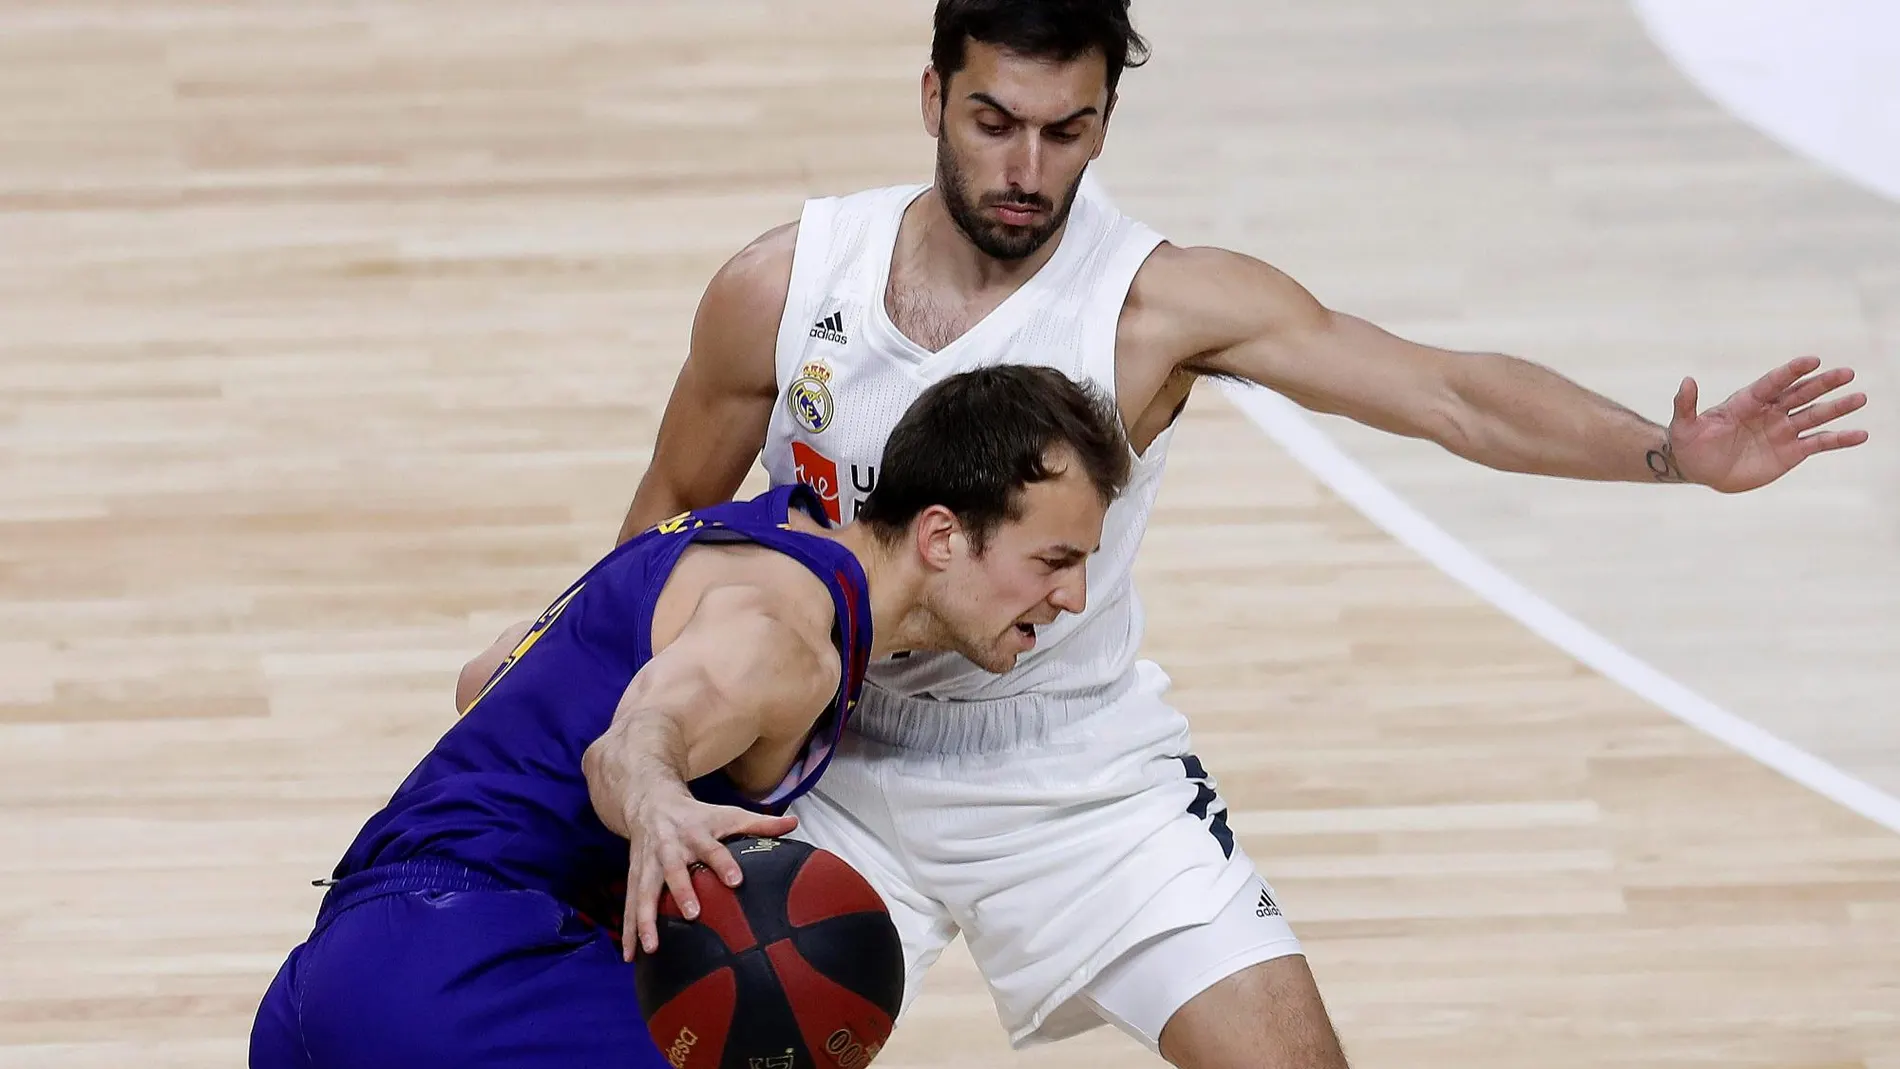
[637, 837, 904, 1069]
[622, 784, 799, 959]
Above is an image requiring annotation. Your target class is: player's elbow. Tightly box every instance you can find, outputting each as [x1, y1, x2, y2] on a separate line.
[1419, 385, 1480, 459]
[454, 620, 534, 714]
[454, 657, 489, 714]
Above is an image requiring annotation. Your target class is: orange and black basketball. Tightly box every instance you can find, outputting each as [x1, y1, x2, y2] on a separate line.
[636, 836, 903, 1069]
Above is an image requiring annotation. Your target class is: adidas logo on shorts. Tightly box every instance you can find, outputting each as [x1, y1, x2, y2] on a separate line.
[1255, 887, 1281, 918]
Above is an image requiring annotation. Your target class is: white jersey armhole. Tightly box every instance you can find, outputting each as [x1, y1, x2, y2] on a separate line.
[1079, 220, 1168, 432]
[774, 197, 843, 390]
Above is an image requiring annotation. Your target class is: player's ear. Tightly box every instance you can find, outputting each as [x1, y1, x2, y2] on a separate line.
[912, 505, 959, 570]
[923, 66, 945, 139]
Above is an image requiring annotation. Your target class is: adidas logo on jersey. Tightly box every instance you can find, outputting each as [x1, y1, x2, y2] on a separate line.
[1255, 887, 1281, 918]
[809, 311, 848, 345]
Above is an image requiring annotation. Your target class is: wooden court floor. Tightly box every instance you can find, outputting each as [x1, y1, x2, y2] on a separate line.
[1099, 0, 1900, 798]
[0, 2, 1895, 1067]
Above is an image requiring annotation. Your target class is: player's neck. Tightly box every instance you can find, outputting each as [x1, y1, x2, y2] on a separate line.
[905, 188, 1068, 296]
[829, 525, 938, 660]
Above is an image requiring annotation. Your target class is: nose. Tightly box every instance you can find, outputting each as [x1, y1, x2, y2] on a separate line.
[1006, 134, 1044, 197]
[1048, 572, 1085, 616]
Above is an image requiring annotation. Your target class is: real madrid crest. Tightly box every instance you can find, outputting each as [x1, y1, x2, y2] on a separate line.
[787, 358, 835, 434]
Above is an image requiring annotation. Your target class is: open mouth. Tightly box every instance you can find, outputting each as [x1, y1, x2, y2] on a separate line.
[1011, 622, 1040, 651]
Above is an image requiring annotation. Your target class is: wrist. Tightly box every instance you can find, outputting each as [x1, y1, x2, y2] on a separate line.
[1644, 427, 1691, 484]
[585, 735, 676, 836]
[623, 772, 692, 819]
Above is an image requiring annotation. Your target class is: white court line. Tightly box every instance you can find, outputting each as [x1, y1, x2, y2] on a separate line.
[1220, 380, 1900, 836]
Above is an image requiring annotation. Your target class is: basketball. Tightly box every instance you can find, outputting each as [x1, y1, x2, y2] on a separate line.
[636, 837, 904, 1069]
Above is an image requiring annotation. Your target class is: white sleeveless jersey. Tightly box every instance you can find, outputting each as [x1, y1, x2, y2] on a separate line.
[761, 180, 1172, 701]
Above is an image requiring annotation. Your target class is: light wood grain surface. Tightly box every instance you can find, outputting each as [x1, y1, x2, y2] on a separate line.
[0, 2, 1893, 1067]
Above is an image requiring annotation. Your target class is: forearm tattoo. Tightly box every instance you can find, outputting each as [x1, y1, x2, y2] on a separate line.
[1645, 439, 1687, 483]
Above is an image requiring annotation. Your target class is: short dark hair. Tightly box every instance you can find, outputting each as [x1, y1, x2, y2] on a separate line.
[858, 365, 1131, 551]
[931, 0, 1150, 97]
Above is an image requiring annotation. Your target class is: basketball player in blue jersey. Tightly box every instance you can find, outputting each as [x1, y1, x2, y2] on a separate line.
[615, 3, 1871, 1067]
[247, 365, 1131, 1069]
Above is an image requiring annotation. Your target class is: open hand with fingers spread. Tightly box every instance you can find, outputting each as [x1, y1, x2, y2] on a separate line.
[1664, 356, 1869, 493]
[619, 784, 797, 960]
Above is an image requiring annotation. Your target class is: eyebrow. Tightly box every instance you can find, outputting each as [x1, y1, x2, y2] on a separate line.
[967, 93, 1099, 127]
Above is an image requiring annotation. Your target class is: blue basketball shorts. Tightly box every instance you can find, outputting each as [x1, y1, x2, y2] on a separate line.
[249, 858, 668, 1069]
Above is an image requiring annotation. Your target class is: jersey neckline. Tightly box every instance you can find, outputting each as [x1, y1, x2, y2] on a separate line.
[865, 183, 1099, 372]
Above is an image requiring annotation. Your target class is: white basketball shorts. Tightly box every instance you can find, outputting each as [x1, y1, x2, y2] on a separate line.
[786, 660, 1304, 1050]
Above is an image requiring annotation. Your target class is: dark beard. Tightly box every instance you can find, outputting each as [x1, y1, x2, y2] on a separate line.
[936, 137, 1086, 262]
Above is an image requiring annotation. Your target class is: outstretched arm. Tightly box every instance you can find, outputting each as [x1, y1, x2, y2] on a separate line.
[617, 223, 797, 544]
[1146, 245, 1868, 491]
[581, 584, 837, 956]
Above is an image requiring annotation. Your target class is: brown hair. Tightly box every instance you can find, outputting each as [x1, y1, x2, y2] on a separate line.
[857, 365, 1131, 551]
[932, 0, 1150, 96]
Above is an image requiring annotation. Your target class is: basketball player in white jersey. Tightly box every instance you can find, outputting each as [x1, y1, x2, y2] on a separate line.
[611, 2, 1870, 1065]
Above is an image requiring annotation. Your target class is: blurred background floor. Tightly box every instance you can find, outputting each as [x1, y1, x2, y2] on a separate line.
[0, 2, 1893, 1066]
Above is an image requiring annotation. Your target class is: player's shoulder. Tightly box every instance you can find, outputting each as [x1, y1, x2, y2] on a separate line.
[698, 555, 840, 654]
[813, 182, 929, 214]
[711, 220, 799, 299]
[705, 184, 921, 310]
[693, 221, 800, 353]
[1124, 242, 1315, 351]
[1119, 243, 1229, 352]
[1128, 241, 1271, 302]
[694, 570, 842, 697]
[779, 183, 924, 240]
